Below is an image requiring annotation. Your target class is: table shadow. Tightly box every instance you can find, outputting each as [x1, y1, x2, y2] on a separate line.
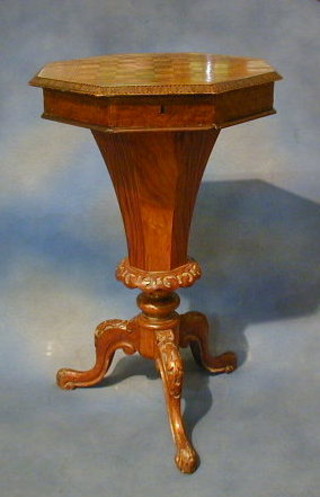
[94, 180, 320, 444]
[183, 179, 320, 435]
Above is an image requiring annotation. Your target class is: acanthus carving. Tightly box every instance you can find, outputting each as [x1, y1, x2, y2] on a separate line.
[155, 328, 198, 473]
[156, 330, 183, 399]
[95, 319, 128, 338]
[116, 258, 202, 292]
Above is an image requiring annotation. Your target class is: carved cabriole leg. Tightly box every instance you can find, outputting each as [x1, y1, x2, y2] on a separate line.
[155, 329, 199, 474]
[179, 312, 237, 374]
[56, 319, 138, 390]
[134, 290, 198, 473]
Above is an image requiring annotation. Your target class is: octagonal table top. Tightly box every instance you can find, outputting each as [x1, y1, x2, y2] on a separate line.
[30, 52, 282, 97]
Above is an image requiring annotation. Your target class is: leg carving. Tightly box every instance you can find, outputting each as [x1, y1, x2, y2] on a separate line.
[155, 329, 199, 474]
[180, 312, 237, 374]
[57, 319, 137, 390]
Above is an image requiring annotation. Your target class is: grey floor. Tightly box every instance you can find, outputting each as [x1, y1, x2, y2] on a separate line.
[1, 1, 320, 496]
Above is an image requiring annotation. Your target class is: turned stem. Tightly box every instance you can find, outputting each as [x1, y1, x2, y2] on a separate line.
[132, 291, 181, 359]
[137, 291, 180, 319]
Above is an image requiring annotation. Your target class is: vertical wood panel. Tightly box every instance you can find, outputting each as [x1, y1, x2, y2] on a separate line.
[93, 129, 219, 271]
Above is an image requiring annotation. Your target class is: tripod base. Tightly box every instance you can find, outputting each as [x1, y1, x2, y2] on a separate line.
[57, 291, 237, 474]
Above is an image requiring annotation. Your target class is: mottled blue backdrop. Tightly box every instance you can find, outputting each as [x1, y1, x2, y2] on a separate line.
[1, 1, 320, 497]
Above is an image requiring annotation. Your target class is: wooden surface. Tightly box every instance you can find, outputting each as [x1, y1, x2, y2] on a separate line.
[30, 52, 281, 96]
[31, 52, 281, 474]
[116, 257, 202, 291]
[93, 129, 219, 271]
[41, 82, 276, 132]
[57, 290, 237, 473]
[30, 53, 281, 132]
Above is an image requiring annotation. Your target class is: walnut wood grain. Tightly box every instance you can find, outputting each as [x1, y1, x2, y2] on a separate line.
[41, 83, 276, 132]
[93, 129, 219, 271]
[30, 53, 281, 131]
[30, 52, 281, 474]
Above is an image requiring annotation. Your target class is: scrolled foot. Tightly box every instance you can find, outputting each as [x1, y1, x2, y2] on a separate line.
[57, 319, 137, 390]
[205, 350, 237, 374]
[56, 368, 82, 390]
[180, 311, 237, 374]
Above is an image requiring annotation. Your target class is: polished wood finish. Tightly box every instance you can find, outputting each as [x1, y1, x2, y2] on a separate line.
[56, 291, 236, 473]
[93, 129, 219, 270]
[30, 53, 281, 132]
[41, 84, 276, 132]
[116, 257, 202, 291]
[30, 52, 281, 96]
[30, 52, 281, 474]
[180, 312, 237, 373]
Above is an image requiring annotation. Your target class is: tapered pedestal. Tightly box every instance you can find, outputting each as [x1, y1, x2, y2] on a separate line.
[93, 129, 219, 271]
